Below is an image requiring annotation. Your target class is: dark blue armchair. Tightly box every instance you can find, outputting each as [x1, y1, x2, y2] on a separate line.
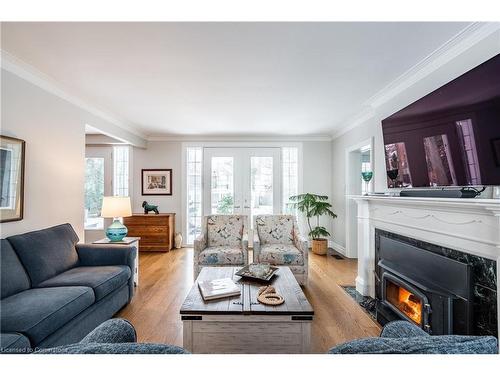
[329, 321, 498, 354]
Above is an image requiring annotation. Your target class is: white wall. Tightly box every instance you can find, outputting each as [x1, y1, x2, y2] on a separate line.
[130, 140, 332, 241]
[331, 29, 500, 251]
[0, 70, 134, 240]
[131, 141, 183, 231]
[302, 141, 334, 237]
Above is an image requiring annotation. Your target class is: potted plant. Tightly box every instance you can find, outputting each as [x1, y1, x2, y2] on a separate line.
[289, 193, 337, 255]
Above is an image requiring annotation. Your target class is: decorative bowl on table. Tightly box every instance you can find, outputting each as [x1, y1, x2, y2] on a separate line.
[235, 263, 278, 281]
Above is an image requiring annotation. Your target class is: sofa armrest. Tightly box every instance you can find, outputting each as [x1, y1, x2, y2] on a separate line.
[380, 321, 429, 338]
[193, 232, 207, 261]
[252, 232, 261, 262]
[79, 319, 137, 344]
[76, 243, 136, 269]
[293, 233, 309, 260]
[242, 232, 249, 265]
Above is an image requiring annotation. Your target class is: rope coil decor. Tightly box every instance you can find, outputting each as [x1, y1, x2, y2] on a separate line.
[257, 286, 284, 306]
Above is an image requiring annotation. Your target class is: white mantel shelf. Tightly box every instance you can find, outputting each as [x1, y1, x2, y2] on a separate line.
[350, 194, 500, 307]
[350, 195, 500, 212]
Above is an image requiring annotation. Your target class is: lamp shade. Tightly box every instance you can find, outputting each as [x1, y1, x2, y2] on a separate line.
[101, 196, 132, 218]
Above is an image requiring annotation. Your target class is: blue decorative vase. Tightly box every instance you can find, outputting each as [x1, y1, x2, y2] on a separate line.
[106, 219, 128, 242]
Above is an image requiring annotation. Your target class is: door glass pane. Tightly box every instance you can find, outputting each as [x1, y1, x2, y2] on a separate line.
[251, 156, 273, 224]
[187, 147, 202, 244]
[211, 157, 234, 214]
[84, 157, 104, 229]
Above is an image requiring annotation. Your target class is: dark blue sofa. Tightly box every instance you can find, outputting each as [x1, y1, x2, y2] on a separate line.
[0, 223, 136, 353]
[329, 321, 498, 354]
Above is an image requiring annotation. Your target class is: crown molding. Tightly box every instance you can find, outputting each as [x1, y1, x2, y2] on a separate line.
[330, 106, 376, 140]
[1, 49, 148, 140]
[147, 134, 333, 142]
[365, 22, 500, 109]
[331, 22, 500, 140]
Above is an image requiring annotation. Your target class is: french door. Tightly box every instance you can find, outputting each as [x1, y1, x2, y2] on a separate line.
[203, 148, 281, 227]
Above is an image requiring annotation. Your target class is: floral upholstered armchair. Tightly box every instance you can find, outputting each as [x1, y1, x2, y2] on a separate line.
[253, 215, 308, 285]
[193, 215, 249, 279]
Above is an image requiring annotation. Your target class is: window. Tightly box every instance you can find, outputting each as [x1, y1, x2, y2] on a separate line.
[282, 147, 298, 214]
[187, 147, 202, 244]
[211, 156, 234, 214]
[84, 157, 104, 229]
[113, 146, 129, 196]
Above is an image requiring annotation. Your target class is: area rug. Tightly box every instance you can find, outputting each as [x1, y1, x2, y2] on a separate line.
[341, 286, 377, 320]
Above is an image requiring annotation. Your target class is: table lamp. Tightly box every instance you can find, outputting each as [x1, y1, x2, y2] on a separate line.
[101, 196, 132, 241]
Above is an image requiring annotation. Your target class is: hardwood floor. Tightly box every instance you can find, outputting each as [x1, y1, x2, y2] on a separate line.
[117, 248, 381, 353]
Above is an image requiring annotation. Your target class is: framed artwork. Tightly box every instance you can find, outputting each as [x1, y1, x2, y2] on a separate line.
[142, 169, 172, 195]
[492, 137, 500, 167]
[0, 135, 25, 223]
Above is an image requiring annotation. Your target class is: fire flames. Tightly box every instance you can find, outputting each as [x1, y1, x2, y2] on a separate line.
[396, 287, 422, 325]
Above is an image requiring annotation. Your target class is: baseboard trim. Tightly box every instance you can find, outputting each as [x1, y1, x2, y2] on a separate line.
[328, 240, 346, 256]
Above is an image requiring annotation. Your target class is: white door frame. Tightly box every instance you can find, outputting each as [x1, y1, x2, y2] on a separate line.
[84, 146, 113, 243]
[344, 137, 374, 258]
[181, 142, 303, 246]
[202, 146, 281, 220]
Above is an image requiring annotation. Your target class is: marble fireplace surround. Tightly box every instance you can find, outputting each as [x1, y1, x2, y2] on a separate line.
[352, 195, 500, 334]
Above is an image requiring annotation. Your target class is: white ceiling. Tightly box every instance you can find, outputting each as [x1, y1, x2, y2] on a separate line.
[1, 22, 472, 137]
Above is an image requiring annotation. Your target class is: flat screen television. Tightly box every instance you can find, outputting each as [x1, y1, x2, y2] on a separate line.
[381, 53, 500, 188]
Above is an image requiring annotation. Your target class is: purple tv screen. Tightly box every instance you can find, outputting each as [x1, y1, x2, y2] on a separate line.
[381, 54, 500, 188]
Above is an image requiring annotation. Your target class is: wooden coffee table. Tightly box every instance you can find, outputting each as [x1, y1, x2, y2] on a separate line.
[180, 266, 314, 354]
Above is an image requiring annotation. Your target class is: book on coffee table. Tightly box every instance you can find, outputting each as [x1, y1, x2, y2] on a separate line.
[198, 278, 241, 301]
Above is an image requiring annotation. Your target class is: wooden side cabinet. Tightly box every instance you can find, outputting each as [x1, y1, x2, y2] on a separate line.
[124, 213, 175, 251]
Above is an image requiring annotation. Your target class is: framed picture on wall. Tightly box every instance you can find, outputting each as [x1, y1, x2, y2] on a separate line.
[0, 135, 26, 223]
[142, 169, 172, 195]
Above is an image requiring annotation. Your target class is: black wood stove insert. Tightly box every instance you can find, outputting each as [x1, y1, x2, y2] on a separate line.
[375, 229, 498, 336]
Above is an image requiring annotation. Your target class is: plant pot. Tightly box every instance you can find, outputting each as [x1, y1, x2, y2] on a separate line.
[312, 238, 328, 255]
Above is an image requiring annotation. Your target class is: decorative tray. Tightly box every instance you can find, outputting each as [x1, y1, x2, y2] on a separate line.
[235, 264, 279, 282]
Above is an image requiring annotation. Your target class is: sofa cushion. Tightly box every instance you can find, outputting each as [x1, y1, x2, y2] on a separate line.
[198, 246, 244, 265]
[7, 223, 80, 286]
[0, 332, 31, 353]
[259, 244, 304, 265]
[1, 239, 31, 299]
[255, 215, 294, 245]
[328, 335, 499, 354]
[0, 286, 94, 346]
[38, 266, 131, 301]
[207, 215, 244, 247]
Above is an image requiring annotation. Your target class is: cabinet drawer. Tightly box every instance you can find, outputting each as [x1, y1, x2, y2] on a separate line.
[126, 225, 168, 235]
[124, 217, 169, 225]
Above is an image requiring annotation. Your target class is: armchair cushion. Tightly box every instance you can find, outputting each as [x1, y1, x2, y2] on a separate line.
[328, 335, 498, 354]
[37, 319, 189, 354]
[255, 215, 294, 245]
[207, 215, 244, 247]
[38, 266, 131, 301]
[259, 244, 304, 265]
[199, 246, 244, 265]
[381, 320, 429, 338]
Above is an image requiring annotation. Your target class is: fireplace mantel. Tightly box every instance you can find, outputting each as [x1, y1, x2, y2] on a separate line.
[351, 195, 500, 299]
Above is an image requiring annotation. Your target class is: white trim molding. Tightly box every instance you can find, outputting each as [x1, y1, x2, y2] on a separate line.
[1, 49, 148, 147]
[328, 240, 346, 256]
[331, 22, 500, 140]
